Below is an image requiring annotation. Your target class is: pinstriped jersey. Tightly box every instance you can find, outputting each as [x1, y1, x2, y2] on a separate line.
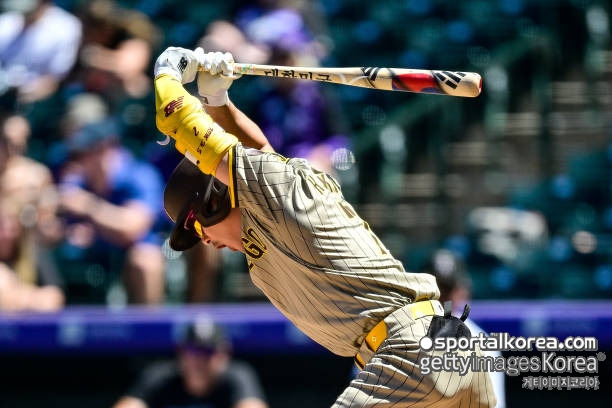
[228, 144, 439, 357]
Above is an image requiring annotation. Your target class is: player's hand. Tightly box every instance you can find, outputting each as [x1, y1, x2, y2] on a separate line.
[154, 46, 205, 84]
[197, 51, 239, 106]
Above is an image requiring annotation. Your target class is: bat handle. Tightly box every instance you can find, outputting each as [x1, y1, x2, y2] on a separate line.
[233, 63, 256, 75]
[196, 63, 245, 79]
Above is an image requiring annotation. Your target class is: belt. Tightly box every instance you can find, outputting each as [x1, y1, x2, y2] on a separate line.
[354, 299, 443, 370]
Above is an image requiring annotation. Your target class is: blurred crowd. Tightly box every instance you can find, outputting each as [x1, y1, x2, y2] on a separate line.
[1, 0, 611, 312]
[0, 0, 350, 309]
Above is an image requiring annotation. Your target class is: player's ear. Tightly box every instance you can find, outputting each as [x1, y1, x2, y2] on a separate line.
[198, 230, 212, 245]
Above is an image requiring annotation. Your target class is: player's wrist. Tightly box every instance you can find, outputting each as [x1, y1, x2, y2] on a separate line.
[198, 91, 229, 107]
[154, 69, 181, 83]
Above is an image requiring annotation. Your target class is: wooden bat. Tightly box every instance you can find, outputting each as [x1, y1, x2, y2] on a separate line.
[231, 64, 482, 98]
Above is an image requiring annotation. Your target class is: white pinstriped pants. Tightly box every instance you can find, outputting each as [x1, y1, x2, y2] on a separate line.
[332, 303, 497, 407]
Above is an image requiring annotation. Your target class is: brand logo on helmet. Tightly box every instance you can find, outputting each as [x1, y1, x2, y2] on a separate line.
[164, 96, 184, 117]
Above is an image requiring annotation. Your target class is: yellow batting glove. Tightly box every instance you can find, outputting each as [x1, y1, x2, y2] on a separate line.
[154, 74, 237, 175]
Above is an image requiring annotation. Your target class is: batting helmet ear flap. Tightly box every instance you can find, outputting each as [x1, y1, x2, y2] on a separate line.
[194, 177, 231, 227]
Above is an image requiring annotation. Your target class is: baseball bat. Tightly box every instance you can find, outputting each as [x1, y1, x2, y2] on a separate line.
[231, 64, 482, 98]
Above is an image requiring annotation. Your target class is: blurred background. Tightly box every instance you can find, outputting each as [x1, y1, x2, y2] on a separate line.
[0, 0, 611, 407]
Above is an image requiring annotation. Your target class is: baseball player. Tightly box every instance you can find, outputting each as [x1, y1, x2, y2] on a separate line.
[153, 47, 496, 407]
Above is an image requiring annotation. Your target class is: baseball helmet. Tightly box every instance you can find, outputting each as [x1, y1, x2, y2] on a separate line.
[164, 158, 231, 251]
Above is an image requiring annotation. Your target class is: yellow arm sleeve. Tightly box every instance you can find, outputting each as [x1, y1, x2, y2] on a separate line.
[154, 74, 237, 175]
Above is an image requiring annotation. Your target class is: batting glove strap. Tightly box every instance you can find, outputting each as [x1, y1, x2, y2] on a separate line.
[198, 91, 229, 107]
[155, 74, 238, 175]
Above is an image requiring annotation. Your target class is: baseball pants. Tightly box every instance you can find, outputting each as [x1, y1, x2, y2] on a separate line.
[332, 301, 497, 407]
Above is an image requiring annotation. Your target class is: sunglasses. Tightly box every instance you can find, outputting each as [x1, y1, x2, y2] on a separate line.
[183, 207, 204, 239]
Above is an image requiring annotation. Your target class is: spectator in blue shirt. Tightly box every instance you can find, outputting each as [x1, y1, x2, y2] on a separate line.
[56, 117, 166, 304]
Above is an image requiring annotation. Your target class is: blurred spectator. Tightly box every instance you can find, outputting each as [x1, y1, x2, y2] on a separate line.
[74, 0, 161, 104]
[112, 317, 268, 408]
[199, 20, 269, 66]
[0, 119, 63, 311]
[0, 113, 61, 246]
[184, 244, 224, 303]
[1, 111, 29, 154]
[0, 0, 81, 107]
[46, 91, 110, 175]
[0, 199, 64, 311]
[70, 0, 168, 195]
[55, 117, 166, 304]
[425, 249, 506, 408]
[61, 91, 109, 138]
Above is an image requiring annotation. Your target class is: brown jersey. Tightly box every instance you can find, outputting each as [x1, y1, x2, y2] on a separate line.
[228, 144, 439, 357]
